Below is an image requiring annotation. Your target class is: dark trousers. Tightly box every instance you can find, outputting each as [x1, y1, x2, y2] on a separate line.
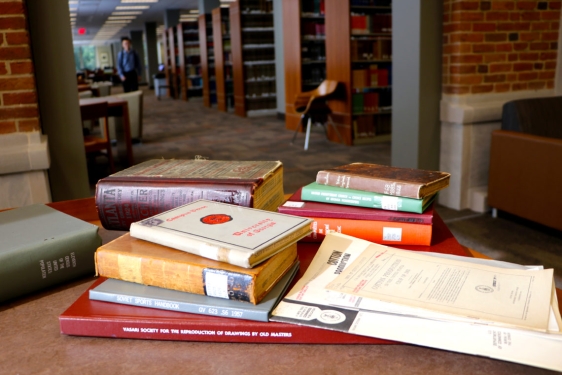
[122, 70, 139, 93]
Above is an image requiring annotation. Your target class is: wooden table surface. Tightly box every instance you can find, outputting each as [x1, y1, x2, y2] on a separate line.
[0, 198, 558, 375]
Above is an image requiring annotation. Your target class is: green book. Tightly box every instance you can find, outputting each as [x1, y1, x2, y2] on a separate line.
[352, 93, 364, 114]
[0, 204, 101, 304]
[301, 182, 435, 214]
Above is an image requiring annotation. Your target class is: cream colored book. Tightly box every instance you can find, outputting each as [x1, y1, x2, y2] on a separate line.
[130, 200, 312, 268]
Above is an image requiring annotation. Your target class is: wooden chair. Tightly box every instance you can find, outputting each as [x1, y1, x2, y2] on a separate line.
[80, 101, 115, 173]
[291, 80, 344, 150]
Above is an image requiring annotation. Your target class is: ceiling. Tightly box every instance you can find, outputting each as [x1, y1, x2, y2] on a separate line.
[70, 0, 205, 44]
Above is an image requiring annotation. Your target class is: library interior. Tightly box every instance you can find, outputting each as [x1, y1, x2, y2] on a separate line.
[1, 0, 562, 374]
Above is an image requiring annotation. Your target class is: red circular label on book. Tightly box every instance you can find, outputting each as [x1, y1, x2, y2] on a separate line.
[200, 214, 233, 225]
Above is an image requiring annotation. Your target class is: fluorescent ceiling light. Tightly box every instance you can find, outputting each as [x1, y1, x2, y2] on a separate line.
[69, 1, 78, 4]
[220, 4, 229, 7]
[70, 13, 77, 16]
[105, 20, 132, 24]
[108, 16, 137, 19]
[189, 10, 199, 13]
[220, 0, 236, 2]
[112, 11, 142, 15]
[116, 5, 149, 9]
[120, 0, 158, 3]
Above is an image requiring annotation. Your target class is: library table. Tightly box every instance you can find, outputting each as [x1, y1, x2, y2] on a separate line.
[0, 198, 559, 375]
[79, 97, 134, 167]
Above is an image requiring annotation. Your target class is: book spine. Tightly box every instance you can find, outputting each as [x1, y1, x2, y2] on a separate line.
[95, 249, 259, 303]
[0, 229, 101, 304]
[303, 217, 432, 246]
[277, 205, 432, 225]
[59, 316, 391, 344]
[89, 290, 268, 322]
[301, 184, 424, 214]
[316, 171, 422, 199]
[95, 180, 255, 231]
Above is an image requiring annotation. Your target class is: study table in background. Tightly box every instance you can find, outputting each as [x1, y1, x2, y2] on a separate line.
[0, 198, 559, 375]
[79, 97, 134, 167]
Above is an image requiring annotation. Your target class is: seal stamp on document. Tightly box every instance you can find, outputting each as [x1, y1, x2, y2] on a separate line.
[476, 285, 494, 293]
[318, 310, 346, 324]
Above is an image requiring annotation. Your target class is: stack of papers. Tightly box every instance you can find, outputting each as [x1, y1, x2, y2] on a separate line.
[271, 233, 562, 372]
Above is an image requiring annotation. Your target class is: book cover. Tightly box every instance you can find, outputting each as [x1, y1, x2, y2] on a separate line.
[95, 159, 284, 231]
[301, 182, 435, 214]
[129, 200, 312, 268]
[316, 163, 451, 199]
[89, 261, 299, 322]
[278, 188, 434, 224]
[303, 216, 432, 246]
[60, 222, 469, 343]
[95, 234, 298, 304]
[0, 204, 101, 304]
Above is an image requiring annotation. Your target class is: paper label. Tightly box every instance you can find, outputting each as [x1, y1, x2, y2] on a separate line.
[204, 271, 229, 299]
[383, 227, 402, 242]
[381, 196, 399, 210]
[283, 201, 305, 208]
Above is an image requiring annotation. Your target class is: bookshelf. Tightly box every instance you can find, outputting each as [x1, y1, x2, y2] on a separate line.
[178, 21, 203, 101]
[199, 14, 217, 107]
[212, 7, 234, 112]
[324, 0, 392, 145]
[167, 26, 180, 99]
[230, 0, 277, 117]
[283, 0, 327, 132]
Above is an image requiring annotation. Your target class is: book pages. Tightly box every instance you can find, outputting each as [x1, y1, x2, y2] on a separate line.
[325, 242, 554, 331]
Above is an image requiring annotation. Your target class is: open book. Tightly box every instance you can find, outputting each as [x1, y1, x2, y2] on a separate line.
[271, 233, 562, 372]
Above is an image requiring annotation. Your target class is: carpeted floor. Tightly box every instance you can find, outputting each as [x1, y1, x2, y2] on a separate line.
[98, 86, 562, 289]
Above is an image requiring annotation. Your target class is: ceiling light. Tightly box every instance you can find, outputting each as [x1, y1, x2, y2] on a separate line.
[112, 11, 142, 15]
[189, 10, 199, 13]
[116, 5, 149, 10]
[70, 12, 77, 16]
[105, 20, 132, 24]
[68, 1, 78, 4]
[108, 16, 137, 19]
[220, 4, 229, 7]
[120, 0, 158, 3]
[220, 0, 236, 2]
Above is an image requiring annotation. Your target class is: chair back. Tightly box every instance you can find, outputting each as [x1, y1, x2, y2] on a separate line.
[80, 101, 108, 122]
[313, 80, 338, 98]
[107, 90, 143, 140]
[293, 80, 339, 114]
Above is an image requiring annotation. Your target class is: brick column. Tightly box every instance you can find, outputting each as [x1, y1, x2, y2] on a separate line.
[439, 0, 561, 212]
[0, 0, 50, 209]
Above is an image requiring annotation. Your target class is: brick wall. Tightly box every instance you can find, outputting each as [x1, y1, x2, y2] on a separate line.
[0, 0, 40, 134]
[442, 0, 561, 95]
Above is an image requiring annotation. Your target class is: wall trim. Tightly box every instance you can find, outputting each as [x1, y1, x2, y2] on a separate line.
[0, 131, 50, 175]
[441, 89, 555, 124]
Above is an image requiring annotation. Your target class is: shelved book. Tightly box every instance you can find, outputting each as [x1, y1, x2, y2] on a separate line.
[95, 159, 284, 231]
[90, 261, 299, 323]
[129, 200, 312, 268]
[0, 204, 101, 304]
[316, 163, 451, 199]
[301, 182, 435, 214]
[95, 233, 299, 304]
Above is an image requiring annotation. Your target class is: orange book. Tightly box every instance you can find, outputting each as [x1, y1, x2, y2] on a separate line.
[302, 217, 432, 246]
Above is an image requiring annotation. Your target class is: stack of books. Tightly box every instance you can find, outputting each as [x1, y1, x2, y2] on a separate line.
[278, 163, 450, 246]
[89, 200, 312, 322]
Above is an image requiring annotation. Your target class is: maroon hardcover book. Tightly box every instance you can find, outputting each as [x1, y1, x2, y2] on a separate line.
[59, 217, 467, 343]
[278, 189, 434, 225]
[95, 159, 283, 231]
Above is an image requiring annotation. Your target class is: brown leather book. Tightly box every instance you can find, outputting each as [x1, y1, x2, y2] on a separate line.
[95, 233, 297, 305]
[316, 163, 450, 199]
[95, 159, 284, 230]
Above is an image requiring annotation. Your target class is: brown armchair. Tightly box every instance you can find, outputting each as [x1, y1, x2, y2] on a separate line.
[290, 80, 343, 150]
[488, 96, 562, 231]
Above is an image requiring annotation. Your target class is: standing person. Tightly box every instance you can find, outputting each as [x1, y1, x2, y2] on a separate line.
[117, 37, 142, 93]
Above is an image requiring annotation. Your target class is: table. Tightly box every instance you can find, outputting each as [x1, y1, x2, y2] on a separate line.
[0, 198, 559, 375]
[77, 83, 100, 97]
[79, 97, 134, 167]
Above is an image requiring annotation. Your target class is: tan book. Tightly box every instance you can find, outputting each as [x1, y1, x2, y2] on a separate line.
[316, 163, 451, 199]
[95, 233, 298, 305]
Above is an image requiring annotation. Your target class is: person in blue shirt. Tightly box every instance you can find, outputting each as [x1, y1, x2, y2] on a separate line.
[117, 37, 142, 92]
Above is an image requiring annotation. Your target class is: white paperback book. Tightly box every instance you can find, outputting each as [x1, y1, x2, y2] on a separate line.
[130, 199, 312, 268]
[271, 233, 562, 372]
